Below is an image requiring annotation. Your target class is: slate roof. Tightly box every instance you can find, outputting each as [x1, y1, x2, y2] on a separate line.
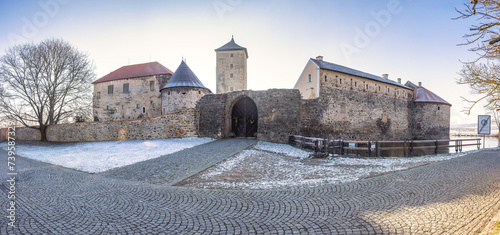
[414, 86, 451, 106]
[310, 59, 411, 90]
[92, 62, 173, 84]
[215, 37, 248, 58]
[161, 60, 208, 90]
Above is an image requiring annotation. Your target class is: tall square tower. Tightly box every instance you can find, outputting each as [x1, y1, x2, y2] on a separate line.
[215, 36, 248, 94]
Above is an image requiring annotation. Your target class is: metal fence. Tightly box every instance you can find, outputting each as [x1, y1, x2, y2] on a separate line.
[288, 135, 481, 157]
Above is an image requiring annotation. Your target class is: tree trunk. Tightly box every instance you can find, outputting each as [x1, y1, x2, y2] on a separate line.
[39, 125, 48, 142]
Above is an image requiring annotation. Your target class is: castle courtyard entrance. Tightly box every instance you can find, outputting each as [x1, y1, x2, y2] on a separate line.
[231, 97, 258, 137]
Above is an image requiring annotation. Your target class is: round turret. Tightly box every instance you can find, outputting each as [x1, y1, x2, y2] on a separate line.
[160, 60, 212, 114]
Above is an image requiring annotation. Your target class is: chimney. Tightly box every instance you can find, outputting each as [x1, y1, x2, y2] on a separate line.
[316, 56, 323, 61]
[397, 78, 401, 84]
[418, 82, 422, 87]
[382, 74, 389, 79]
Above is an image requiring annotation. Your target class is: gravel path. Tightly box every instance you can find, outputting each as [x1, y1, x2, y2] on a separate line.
[1, 144, 500, 234]
[99, 138, 257, 185]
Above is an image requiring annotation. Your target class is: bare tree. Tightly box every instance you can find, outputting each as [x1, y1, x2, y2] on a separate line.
[456, 1, 500, 115]
[490, 109, 500, 135]
[0, 38, 95, 141]
[455, 0, 500, 59]
[458, 62, 500, 114]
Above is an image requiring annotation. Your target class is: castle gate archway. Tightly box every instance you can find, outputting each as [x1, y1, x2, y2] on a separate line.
[231, 96, 258, 137]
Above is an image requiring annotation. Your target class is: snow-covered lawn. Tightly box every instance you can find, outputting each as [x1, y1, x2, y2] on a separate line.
[179, 141, 488, 190]
[0, 137, 214, 173]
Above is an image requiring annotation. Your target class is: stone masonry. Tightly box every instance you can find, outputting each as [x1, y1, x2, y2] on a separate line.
[215, 38, 248, 94]
[93, 74, 169, 121]
[197, 89, 301, 143]
[2, 109, 199, 142]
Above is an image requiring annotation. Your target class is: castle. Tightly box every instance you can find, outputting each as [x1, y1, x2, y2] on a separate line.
[88, 37, 450, 143]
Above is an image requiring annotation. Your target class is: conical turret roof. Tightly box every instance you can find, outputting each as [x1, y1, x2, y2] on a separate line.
[161, 60, 208, 90]
[215, 36, 248, 58]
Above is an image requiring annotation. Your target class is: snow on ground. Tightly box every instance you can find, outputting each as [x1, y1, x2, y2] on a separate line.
[254, 141, 310, 158]
[182, 141, 492, 190]
[0, 137, 214, 173]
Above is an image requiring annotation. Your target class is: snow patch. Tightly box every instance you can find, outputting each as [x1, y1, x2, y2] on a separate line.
[254, 141, 310, 158]
[0, 137, 215, 173]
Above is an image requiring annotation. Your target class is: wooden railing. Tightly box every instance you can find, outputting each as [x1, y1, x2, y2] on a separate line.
[289, 135, 481, 157]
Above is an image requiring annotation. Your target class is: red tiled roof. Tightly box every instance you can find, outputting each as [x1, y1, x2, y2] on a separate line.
[92, 62, 173, 84]
[414, 87, 451, 106]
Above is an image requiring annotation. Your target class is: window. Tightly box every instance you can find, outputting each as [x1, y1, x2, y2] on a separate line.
[136, 104, 140, 109]
[168, 91, 170, 95]
[106, 106, 109, 110]
[108, 85, 113, 94]
[354, 82, 357, 87]
[153, 103, 156, 108]
[142, 107, 146, 113]
[307, 74, 312, 83]
[230, 53, 234, 57]
[325, 75, 327, 82]
[230, 64, 233, 69]
[230, 74, 233, 78]
[96, 92, 100, 99]
[123, 83, 129, 93]
[230, 87, 233, 91]
[339, 78, 342, 85]
[122, 105, 124, 109]
[198, 90, 201, 94]
[438, 106, 440, 110]
[150, 81, 155, 91]
[163, 108, 165, 114]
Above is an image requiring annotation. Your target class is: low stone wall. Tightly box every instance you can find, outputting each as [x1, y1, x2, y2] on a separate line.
[2, 109, 200, 142]
[0, 127, 41, 141]
[0, 128, 5, 141]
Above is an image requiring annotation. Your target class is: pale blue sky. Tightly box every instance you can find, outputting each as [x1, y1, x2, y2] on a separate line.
[0, 0, 486, 125]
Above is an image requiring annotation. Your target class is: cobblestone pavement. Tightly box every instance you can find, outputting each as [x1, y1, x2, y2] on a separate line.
[1, 143, 500, 234]
[100, 138, 257, 185]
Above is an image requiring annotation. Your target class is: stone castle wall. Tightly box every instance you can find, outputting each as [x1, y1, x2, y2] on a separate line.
[1, 109, 199, 142]
[410, 103, 451, 139]
[0, 127, 41, 141]
[197, 89, 301, 143]
[93, 74, 170, 122]
[301, 86, 412, 140]
[161, 87, 212, 114]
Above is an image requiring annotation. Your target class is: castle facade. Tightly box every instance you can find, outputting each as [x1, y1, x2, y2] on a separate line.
[90, 37, 451, 143]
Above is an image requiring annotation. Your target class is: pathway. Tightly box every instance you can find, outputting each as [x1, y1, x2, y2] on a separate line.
[100, 138, 257, 185]
[1, 143, 500, 234]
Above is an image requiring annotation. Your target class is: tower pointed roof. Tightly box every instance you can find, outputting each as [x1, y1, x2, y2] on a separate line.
[215, 36, 248, 58]
[161, 60, 208, 90]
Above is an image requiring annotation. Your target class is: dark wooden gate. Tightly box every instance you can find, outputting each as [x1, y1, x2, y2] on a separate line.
[231, 97, 258, 137]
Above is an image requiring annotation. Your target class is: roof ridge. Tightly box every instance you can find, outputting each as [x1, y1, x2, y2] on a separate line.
[92, 62, 173, 84]
[310, 58, 410, 90]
